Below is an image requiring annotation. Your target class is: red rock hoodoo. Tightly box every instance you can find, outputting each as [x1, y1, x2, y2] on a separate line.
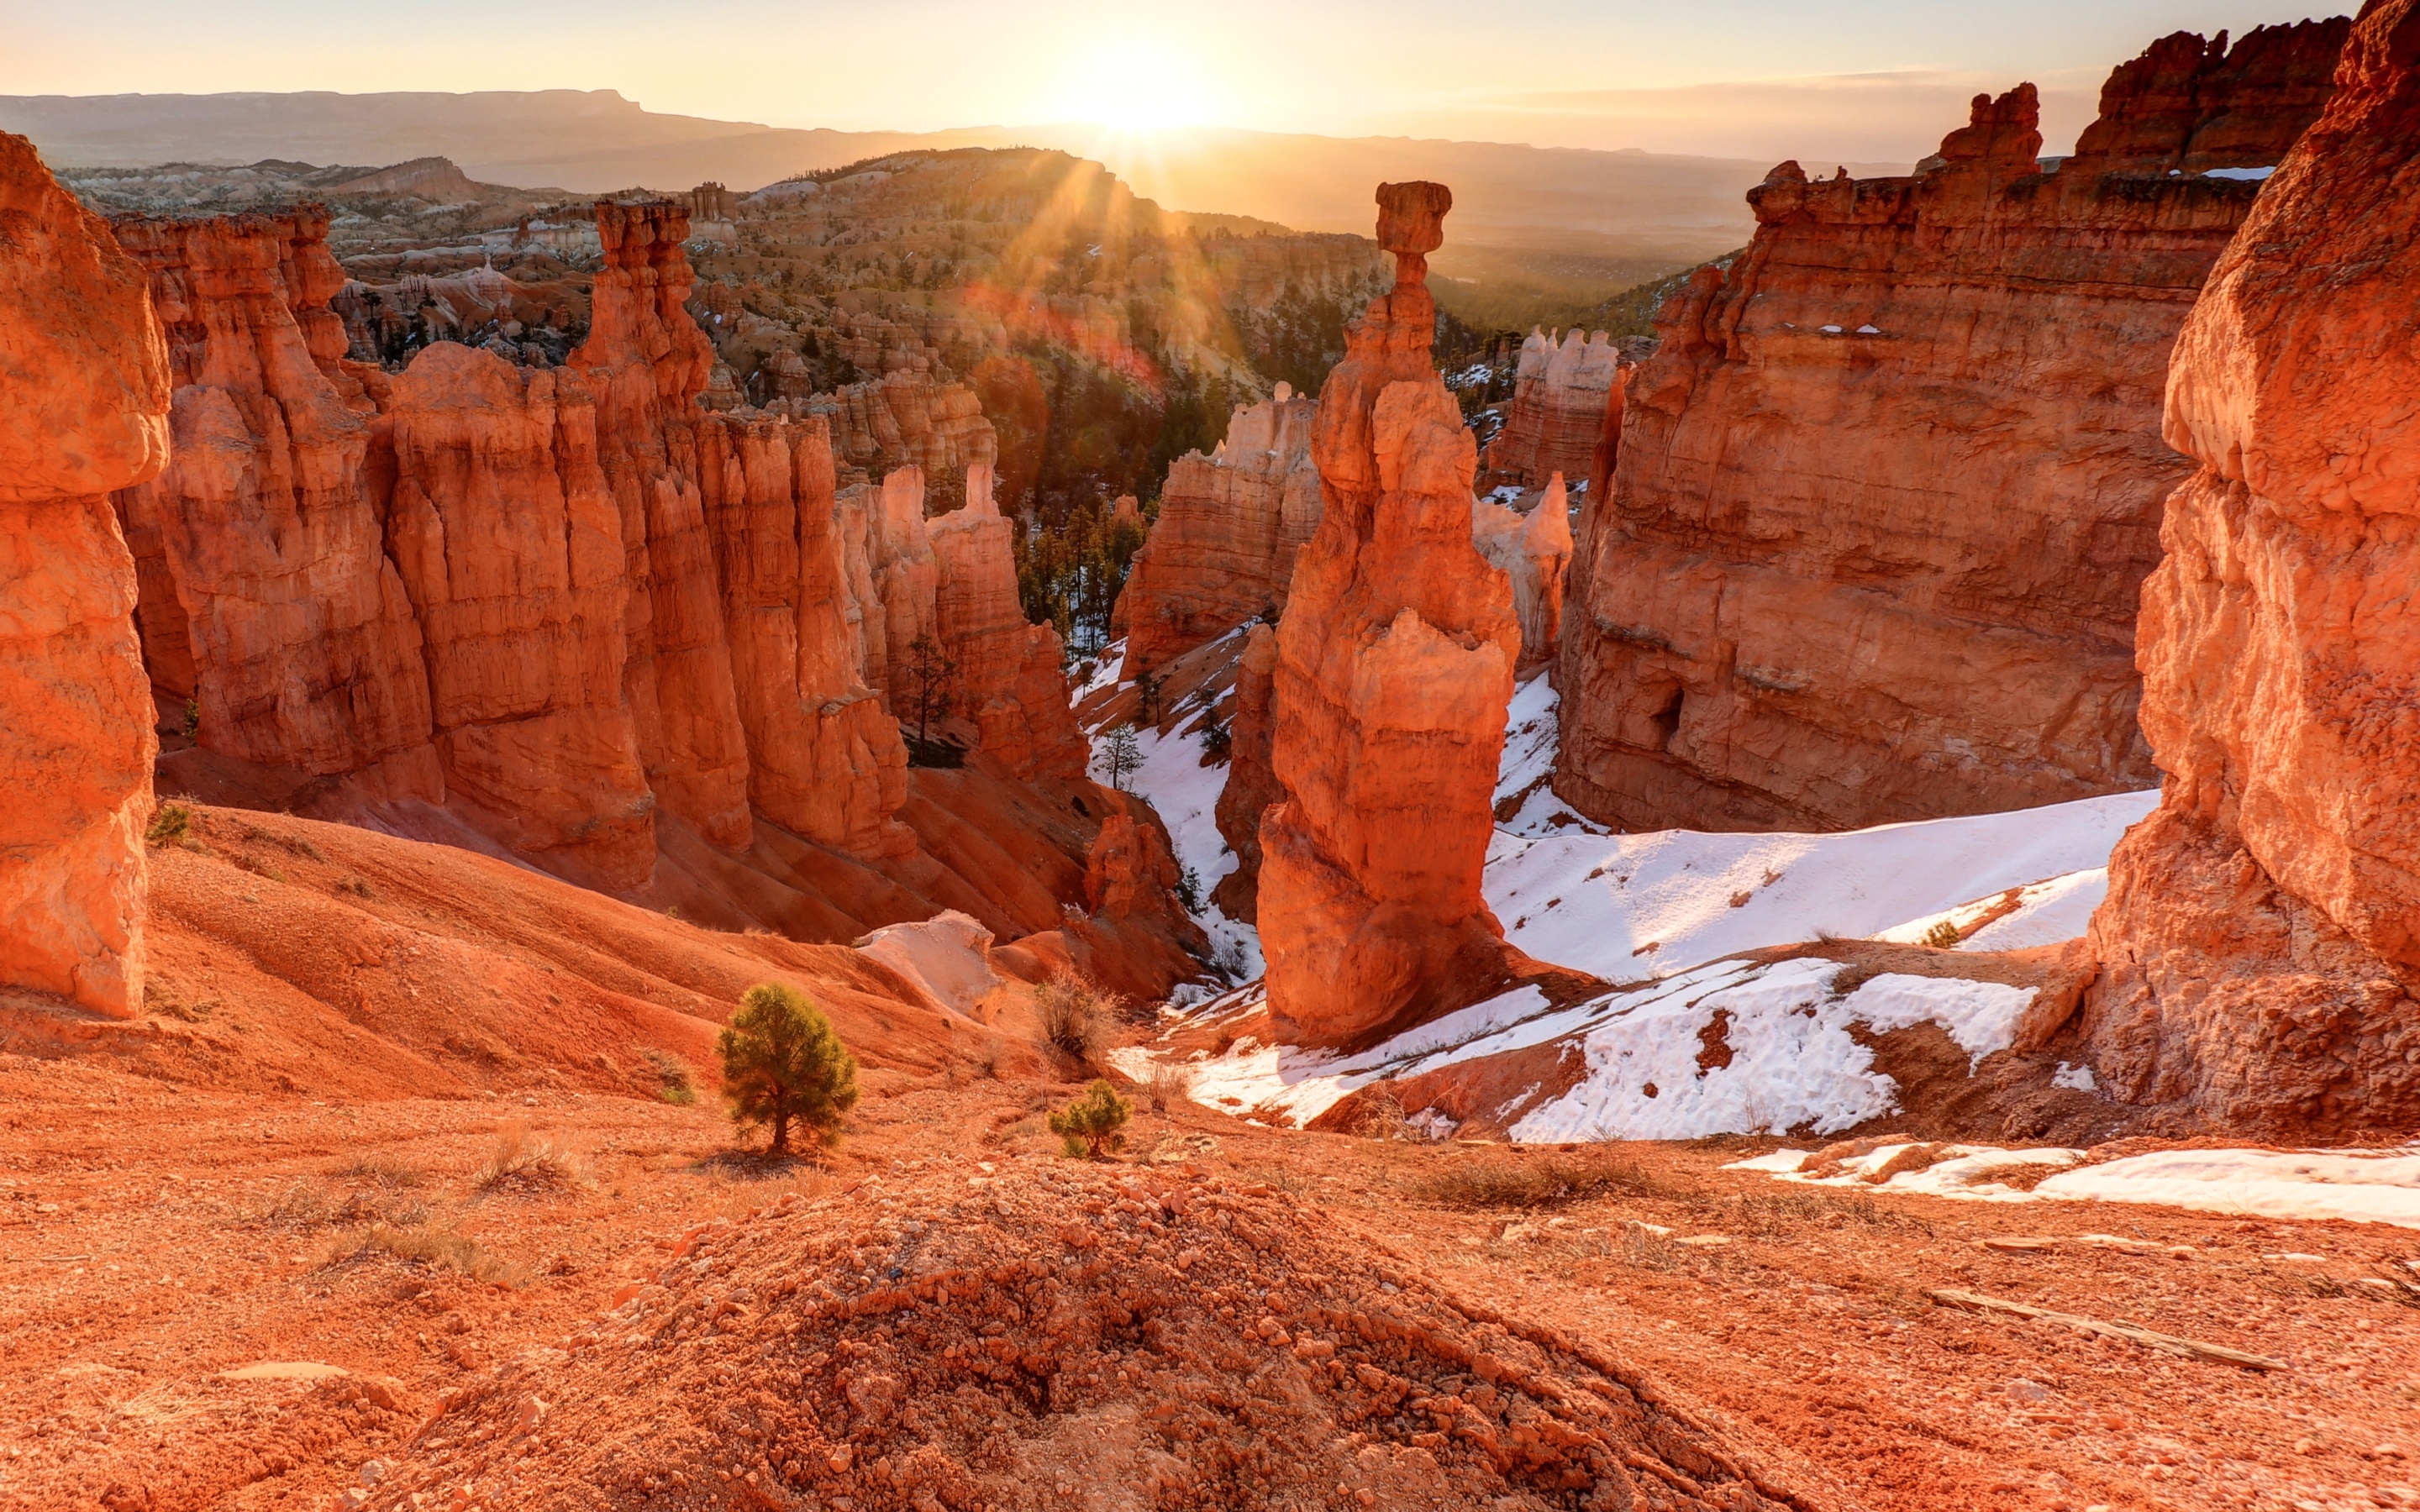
[1471, 473, 1576, 675]
[2081, 0, 2420, 1134]
[1113, 382, 1319, 677]
[1555, 21, 2350, 834]
[1257, 182, 1576, 1047]
[110, 207, 441, 801]
[927, 463, 1087, 781]
[1479, 328, 1623, 493]
[0, 132, 171, 1016]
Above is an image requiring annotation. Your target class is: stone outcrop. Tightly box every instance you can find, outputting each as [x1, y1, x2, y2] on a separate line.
[927, 465, 1086, 781]
[2081, 0, 2420, 1133]
[1209, 622, 1280, 923]
[696, 412, 915, 859]
[1470, 473, 1575, 675]
[1479, 329, 1622, 492]
[1256, 182, 1569, 1047]
[1113, 382, 1319, 676]
[811, 367, 997, 486]
[833, 466, 942, 717]
[109, 208, 440, 799]
[0, 132, 171, 1016]
[1555, 20, 2351, 835]
[575, 202, 754, 852]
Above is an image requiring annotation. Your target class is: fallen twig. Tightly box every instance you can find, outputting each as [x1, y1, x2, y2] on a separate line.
[1930, 1288, 2285, 1371]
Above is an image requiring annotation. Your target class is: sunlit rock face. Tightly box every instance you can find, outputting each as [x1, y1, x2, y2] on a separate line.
[110, 207, 441, 801]
[927, 465, 1086, 782]
[1257, 181, 1581, 1048]
[2083, 0, 2420, 1134]
[1470, 473, 1575, 676]
[0, 132, 171, 1016]
[1480, 329, 1621, 494]
[1113, 384, 1318, 679]
[1555, 20, 2351, 836]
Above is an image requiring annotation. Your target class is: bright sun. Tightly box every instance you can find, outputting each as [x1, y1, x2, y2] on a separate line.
[1057, 38, 1218, 131]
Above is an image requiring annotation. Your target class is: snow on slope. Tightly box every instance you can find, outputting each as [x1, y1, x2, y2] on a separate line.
[1730, 1144, 2420, 1230]
[1486, 789, 2157, 984]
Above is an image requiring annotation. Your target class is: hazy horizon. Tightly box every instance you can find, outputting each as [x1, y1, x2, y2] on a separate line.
[3, 1, 2355, 165]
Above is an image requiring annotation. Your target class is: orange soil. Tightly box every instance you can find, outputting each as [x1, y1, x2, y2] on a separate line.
[5, 813, 2417, 1512]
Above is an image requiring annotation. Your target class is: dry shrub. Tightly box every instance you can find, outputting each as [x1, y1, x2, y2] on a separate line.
[1955, 1161, 2068, 1193]
[473, 1121, 589, 1194]
[264, 1177, 425, 1230]
[1413, 1152, 1677, 1210]
[1144, 1062, 1195, 1116]
[336, 1158, 427, 1189]
[1034, 971, 1122, 1063]
[1244, 1097, 1299, 1129]
[1351, 1087, 1412, 1142]
[642, 1047, 697, 1105]
[328, 1224, 525, 1288]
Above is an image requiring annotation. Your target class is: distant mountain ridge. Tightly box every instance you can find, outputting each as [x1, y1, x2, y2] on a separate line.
[0, 88, 1910, 270]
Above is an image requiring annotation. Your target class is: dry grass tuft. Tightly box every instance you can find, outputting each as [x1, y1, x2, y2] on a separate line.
[641, 1047, 697, 1105]
[1414, 1152, 1680, 1210]
[325, 1224, 525, 1288]
[1034, 972, 1122, 1063]
[1144, 1062, 1195, 1116]
[472, 1120, 590, 1194]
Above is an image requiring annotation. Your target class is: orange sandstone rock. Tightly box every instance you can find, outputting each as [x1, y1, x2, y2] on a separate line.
[1470, 473, 1575, 675]
[571, 200, 752, 850]
[378, 342, 657, 890]
[1480, 329, 1623, 492]
[697, 412, 913, 858]
[2082, 0, 2420, 1132]
[1258, 182, 1570, 1047]
[1114, 382, 1318, 676]
[928, 465, 1086, 780]
[108, 209, 439, 798]
[1555, 22, 2349, 835]
[833, 465, 941, 716]
[1210, 622, 1281, 923]
[0, 132, 170, 1016]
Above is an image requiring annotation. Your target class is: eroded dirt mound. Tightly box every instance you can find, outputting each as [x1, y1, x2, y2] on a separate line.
[377, 1165, 1812, 1511]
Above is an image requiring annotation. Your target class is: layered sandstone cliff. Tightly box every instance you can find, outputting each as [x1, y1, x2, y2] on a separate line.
[833, 466, 942, 717]
[1113, 383, 1319, 676]
[928, 465, 1087, 781]
[1479, 329, 1622, 493]
[110, 208, 440, 800]
[2081, 0, 2420, 1133]
[1555, 20, 2350, 834]
[0, 133, 171, 1016]
[1209, 622, 1280, 923]
[1257, 182, 1569, 1047]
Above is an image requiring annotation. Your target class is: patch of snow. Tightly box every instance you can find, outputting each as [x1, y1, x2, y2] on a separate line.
[1482, 484, 1527, 505]
[1486, 790, 2155, 984]
[1726, 1149, 1813, 1173]
[2204, 165, 2275, 181]
[1835, 973, 2034, 1067]
[1855, 324, 1881, 334]
[1491, 676, 1606, 840]
[1820, 324, 1844, 333]
[2035, 1148, 2420, 1228]
[2052, 1060, 2096, 1093]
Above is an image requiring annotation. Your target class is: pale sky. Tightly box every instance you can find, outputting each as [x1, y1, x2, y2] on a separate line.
[0, 0, 2354, 160]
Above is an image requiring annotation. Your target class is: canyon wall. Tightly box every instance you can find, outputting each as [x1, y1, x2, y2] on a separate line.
[927, 464, 1087, 781]
[1555, 21, 2350, 835]
[2081, 0, 2420, 1133]
[1256, 182, 1558, 1047]
[0, 133, 171, 1016]
[1114, 383, 1319, 677]
[1479, 329, 1622, 493]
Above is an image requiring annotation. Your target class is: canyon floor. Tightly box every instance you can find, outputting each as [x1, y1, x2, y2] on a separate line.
[4, 1027, 2417, 1512]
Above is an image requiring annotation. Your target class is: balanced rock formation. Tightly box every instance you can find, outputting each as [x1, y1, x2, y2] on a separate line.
[109, 208, 440, 799]
[928, 463, 1086, 780]
[0, 133, 171, 1016]
[2081, 0, 2420, 1133]
[1555, 20, 2350, 834]
[1470, 472, 1576, 675]
[1113, 381, 1319, 676]
[1258, 182, 1575, 1047]
[1479, 329, 1623, 492]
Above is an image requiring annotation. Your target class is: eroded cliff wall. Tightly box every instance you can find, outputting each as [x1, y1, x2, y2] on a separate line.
[1480, 329, 1622, 493]
[1555, 22, 2349, 834]
[0, 132, 171, 1016]
[1113, 384, 1319, 677]
[2081, 0, 2420, 1133]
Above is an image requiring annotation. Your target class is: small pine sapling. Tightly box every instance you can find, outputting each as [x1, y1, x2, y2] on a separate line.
[716, 983, 860, 1155]
[1049, 1079, 1133, 1159]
